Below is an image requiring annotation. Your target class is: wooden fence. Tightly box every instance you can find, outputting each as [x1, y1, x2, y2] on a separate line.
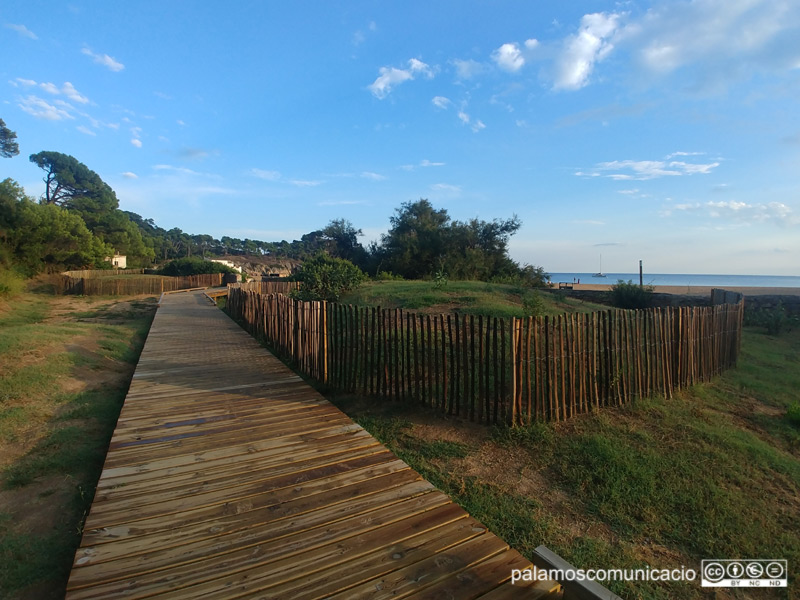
[226, 288, 744, 425]
[57, 273, 224, 296]
[62, 268, 146, 278]
[227, 280, 299, 294]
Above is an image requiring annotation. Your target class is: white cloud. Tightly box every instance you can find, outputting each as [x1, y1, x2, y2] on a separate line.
[61, 82, 89, 104]
[290, 179, 323, 187]
[82, 47, 125, 72]
[76, 125, 96, 136]
[665, 151, 706, 159]
[636, 0, 800, 75]
[360, 171, 386, 181]
[581, 157, 721, 180]
[432, 96, 452, 109]
[452, 58, 484, 80]
[121, 172, 138, 179]
[5, 23, 37, 40]
[525, 39, 540, 50]
[431, 183, 461, 193]
[154, 164, 203, 175]
[18, 95, 74, 120]
[492, 43, 525, 72]
[368, 58, 434, 99]
[18, 79, 91, 104]
[400, 159, 445, 171]
[674, 199, 798, 226]
[250, 168, 281, 181]
[179, 147, 213, 160]
[554, 12, 622, 90]
[131, 138, 142, 148]
[39, 82, 60, 95]
[456, 109, 486, 133]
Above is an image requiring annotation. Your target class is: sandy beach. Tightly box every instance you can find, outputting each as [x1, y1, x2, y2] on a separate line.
[566, 284, 800, 297]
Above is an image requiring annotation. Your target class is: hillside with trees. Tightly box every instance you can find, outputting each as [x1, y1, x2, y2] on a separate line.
[1, 117, 547, 293]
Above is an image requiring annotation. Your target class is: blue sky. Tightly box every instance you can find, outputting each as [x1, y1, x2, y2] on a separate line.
[2, 1, 799, 275]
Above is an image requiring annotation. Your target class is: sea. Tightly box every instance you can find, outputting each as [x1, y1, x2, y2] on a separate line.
[549, 273, 800, 288]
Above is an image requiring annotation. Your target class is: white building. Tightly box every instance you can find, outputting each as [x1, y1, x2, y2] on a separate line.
[105, 254, 127, 268]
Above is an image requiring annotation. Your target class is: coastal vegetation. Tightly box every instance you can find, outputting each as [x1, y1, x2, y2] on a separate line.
[155, 256, 236, 277]
[610, 279, 655, 309]
[339, 279, 608, 318]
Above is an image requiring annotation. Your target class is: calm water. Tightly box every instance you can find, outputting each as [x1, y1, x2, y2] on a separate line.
[549, 273, 800, 288]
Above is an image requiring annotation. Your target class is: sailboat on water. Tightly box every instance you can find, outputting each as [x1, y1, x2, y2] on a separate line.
[593, 254, 607, 278]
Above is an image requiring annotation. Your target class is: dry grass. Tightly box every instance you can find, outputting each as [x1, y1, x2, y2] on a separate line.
[0, 293, 157, 599]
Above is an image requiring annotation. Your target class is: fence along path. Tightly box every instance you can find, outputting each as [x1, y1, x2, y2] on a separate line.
[227, 289, 744, 426]
[57, 273, 225, 296]
[66, 290, 559, 599]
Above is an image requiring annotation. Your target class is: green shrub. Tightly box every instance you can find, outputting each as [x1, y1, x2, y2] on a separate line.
[432, 267, 448, 290]
[290, 254, 366, 302]
[610, 279, 654, 309]
[744, 303, 798, 335]
[374, 271, 404, 281]
[787, 402, 800, 428]
[490, 265, 550, 289]
[157, 257, 237, 277]
[522, 291, 545, 317]
[0, 269, 25, 298]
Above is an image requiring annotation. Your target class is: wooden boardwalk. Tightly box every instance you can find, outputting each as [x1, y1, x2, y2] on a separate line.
[66, 291, 560, 599]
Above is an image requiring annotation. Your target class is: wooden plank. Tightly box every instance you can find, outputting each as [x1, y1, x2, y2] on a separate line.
[66, 290, 557, 599]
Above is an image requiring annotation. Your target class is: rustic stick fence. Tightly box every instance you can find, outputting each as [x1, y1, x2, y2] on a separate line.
[57, 273, 224, 296]
[227, 281, 299, 294]
[62, 268, 146, 278]
[226, 288, 744, 426]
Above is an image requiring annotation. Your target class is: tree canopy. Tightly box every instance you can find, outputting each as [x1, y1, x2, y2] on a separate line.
[29, 151, 119, 210]
[0, 118, 19, 158]
[1, 178, 112, 276]
[27, 152, 153, 265]
[376, 199, 521, 280]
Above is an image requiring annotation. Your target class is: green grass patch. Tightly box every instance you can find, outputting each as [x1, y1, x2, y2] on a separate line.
[341, 280, 608, 317]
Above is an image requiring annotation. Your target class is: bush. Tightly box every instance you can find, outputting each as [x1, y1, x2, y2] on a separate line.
[522, 291, 545, 317]
[610, 279, 654, 309]
[157, 257, 237, 277]
[290, 254, 366, 302]
[490, 264, 550, 289]
[0, 268, 25, 298]
[374, 271, 404, 281]
[744, 302, 798, 335]
[787, 402, 800, 428]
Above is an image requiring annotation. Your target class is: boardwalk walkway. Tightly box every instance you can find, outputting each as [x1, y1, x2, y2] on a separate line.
[66, 290, 559, 599]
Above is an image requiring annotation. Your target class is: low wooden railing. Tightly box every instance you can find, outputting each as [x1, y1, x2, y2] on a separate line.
[226, 288, 744, 426]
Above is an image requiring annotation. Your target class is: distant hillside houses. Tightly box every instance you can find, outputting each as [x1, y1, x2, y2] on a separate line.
[209, 255, 299, 280]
